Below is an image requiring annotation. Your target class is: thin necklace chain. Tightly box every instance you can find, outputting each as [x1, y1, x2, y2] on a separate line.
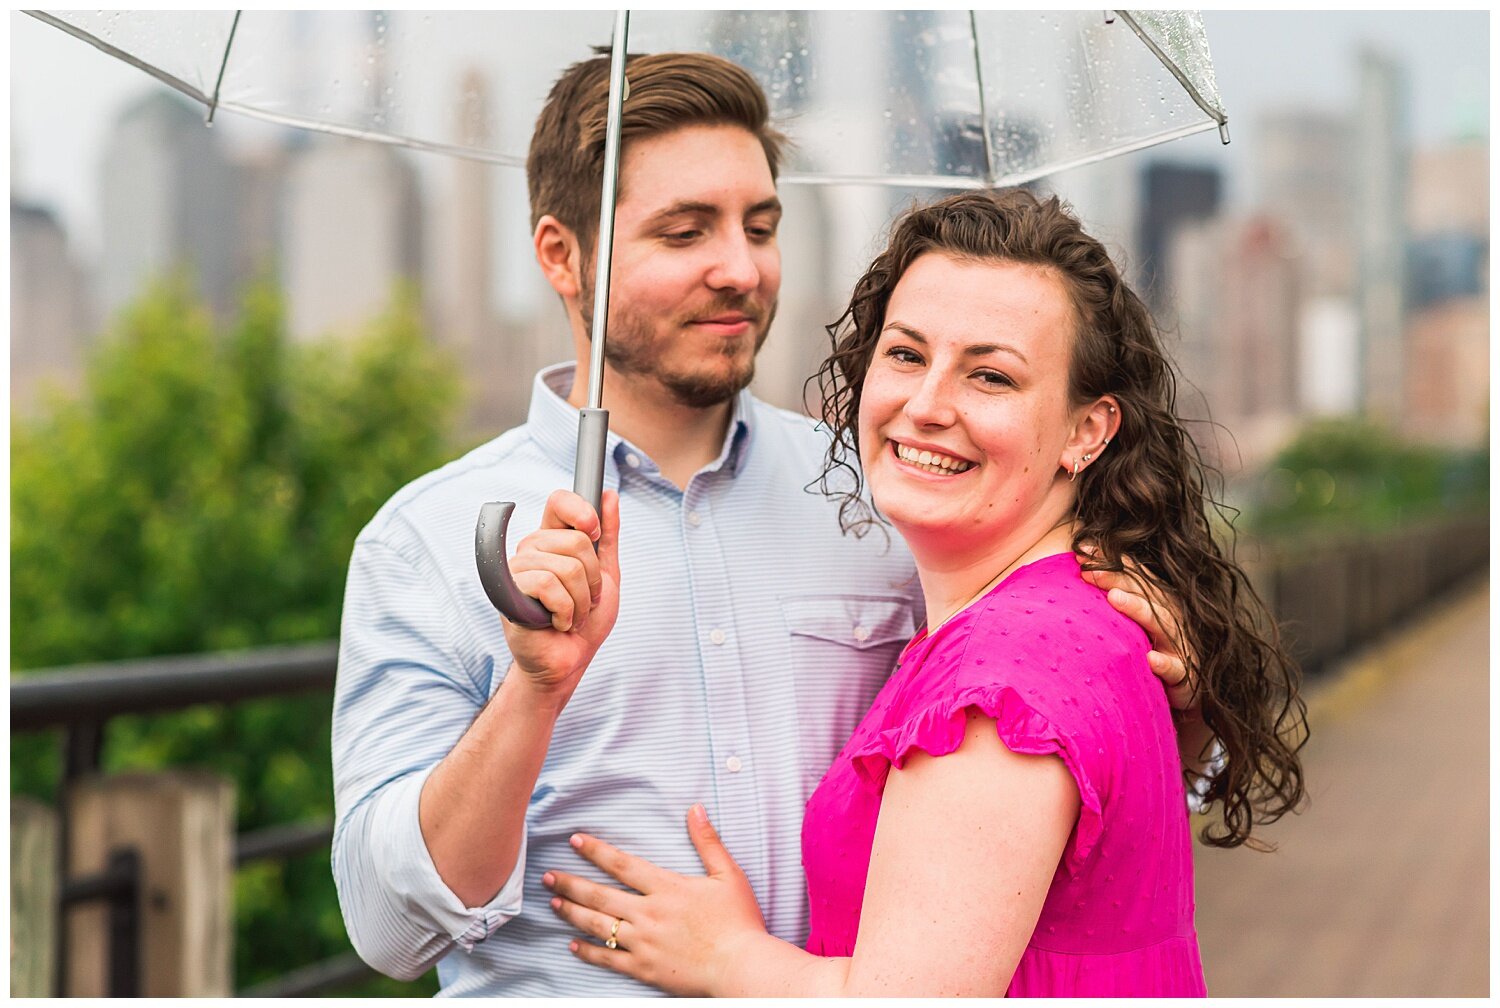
[932, 556, 1027, 633]
[931, 524, 1079, 633]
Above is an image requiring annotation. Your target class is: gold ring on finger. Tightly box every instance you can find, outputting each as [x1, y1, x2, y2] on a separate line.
[605, 917, 621, 950]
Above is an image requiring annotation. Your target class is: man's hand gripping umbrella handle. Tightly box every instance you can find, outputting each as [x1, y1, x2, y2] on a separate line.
[476, 408, 610, 629]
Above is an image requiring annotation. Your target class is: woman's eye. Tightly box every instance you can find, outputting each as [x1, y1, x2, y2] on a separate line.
[884, 347, 923, 365]
[976, 370, 1015, 388]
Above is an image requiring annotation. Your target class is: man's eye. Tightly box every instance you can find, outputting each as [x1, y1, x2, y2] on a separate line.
[665, 230, 700, 242]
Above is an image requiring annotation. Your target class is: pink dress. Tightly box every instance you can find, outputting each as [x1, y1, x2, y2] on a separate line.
[801, 553, 1206, 996]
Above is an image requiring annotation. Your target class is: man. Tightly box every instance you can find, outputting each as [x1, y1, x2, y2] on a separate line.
[331, 51, 1194, 997]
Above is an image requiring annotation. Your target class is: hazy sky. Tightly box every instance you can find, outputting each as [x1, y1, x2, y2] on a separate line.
[6, 9, 1490, 263]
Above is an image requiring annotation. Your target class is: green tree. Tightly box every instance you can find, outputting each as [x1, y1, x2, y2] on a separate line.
[11, 275, 462, 994]
[1248, 416, 1488, 539]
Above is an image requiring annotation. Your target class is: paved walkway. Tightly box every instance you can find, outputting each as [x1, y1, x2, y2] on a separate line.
[1192, 574, 1489, 997]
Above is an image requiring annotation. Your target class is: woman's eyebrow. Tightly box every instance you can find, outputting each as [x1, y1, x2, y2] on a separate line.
[881, 321, 1029, 364]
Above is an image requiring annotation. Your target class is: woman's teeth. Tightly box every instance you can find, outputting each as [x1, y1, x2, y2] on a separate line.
[894, 442, 973, 474]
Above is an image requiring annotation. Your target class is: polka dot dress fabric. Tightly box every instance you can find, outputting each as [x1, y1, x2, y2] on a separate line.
[800, 553, 1206, 996]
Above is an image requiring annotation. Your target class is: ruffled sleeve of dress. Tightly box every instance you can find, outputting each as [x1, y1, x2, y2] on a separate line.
[844, 569, 1119, 878]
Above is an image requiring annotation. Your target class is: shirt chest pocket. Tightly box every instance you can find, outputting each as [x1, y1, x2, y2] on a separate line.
[779, 593, 916, 793]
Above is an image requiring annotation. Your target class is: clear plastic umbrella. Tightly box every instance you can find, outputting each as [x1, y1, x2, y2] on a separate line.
[28, 9, 1230, 626]
[30, 10, 1227, 185]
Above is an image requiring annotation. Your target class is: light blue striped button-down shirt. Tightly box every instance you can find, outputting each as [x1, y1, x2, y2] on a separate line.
[332, 363, 920, 996]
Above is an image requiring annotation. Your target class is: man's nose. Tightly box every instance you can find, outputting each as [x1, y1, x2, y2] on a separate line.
[705, 231, 760, 294]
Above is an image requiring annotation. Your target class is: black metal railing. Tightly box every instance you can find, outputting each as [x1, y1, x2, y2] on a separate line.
[11, 641, 377, 997]
[1248, 513, 1488, 678]
[60, 848, 142, 996]
[10, 512, 1489, 996]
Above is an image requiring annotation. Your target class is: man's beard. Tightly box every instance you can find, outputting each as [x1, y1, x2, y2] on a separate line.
[580, 276, 776, 410]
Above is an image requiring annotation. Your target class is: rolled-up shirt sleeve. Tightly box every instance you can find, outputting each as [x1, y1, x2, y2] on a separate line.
[334, 765, 525, 978]
[331, 532, 524, 980]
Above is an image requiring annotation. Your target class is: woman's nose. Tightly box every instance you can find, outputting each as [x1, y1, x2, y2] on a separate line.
[902, 370, 956, 427]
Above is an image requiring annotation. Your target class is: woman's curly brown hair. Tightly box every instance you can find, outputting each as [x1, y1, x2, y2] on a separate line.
[809, 188, 1306, 848]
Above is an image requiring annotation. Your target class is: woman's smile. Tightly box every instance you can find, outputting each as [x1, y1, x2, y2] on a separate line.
[889, 439, 976, 476]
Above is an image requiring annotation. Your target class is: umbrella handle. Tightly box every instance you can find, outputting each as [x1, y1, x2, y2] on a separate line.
[475, 408, 611, 630]
[475, 502, 553, 629]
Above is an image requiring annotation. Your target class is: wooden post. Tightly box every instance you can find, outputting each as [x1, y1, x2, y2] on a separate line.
[11, 797, 59, 996]
[65, 771, 235, 997]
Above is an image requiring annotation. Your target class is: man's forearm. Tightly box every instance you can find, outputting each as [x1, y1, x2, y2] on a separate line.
[418, 666, 569, 907]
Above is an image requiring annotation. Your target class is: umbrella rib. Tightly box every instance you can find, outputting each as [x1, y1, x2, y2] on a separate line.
[212, 101, 528, 167]
[998, 119, 1220, 183]
[779, 119, 1219, 191]
[968, 11, 997, 186]
[1112, 10, 1231, 144]
[24, 10, 212, 107]
[206, 10, 243, 125]
[779, 172, 989, 190]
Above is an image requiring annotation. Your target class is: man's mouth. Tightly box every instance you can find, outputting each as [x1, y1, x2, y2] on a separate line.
[892, 440, 975, 475]
[690, 313, 755, 334]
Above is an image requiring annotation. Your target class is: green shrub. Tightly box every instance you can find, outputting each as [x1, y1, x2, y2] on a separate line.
[11, 275, 460, 995]
[1248, 417, 1487, 539]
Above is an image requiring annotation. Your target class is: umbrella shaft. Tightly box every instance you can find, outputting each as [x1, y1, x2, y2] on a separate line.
[585, 9, 631, 412]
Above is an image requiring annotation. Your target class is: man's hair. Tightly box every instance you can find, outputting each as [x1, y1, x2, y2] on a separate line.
[527, 50, 786, 258]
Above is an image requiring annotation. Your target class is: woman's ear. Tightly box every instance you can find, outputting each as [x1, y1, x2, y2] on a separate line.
[533, 215, 585, 300]
[1059, 395, 1121, 479]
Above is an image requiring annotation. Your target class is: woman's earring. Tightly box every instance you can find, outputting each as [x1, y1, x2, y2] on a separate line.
[1070, 459, 1081, 482]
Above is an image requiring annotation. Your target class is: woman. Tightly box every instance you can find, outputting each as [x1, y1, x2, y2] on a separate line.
[541, 189, 1306, 996]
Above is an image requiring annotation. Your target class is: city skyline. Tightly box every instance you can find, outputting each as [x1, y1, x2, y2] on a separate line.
[8, 11, 1489, 262]
[9, 10, 1490, 468]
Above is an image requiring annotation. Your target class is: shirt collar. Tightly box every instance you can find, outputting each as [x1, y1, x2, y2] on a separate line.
[709, 385, 756, 477]
[526, 362, 757, 481]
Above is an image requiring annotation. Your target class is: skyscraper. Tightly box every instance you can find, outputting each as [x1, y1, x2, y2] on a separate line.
[281, 138, 423, 342]
[11, 198, 93, 411]
[1254, 110, 1356, 298]
[1169, 213, 1302, 473]
[1252, 110, 1363, 420]
[1135, 162, 1222, 315]
[281, 10, 424, 343]
[1400, 137, 1488, 447]
[98, 91, 239, 321]
[1407, 138, 1487, 237]
[1353, 47, 1410, 424]
[429, 68, 516, 435]
[1405, 138, 1488, 311]
[1401, 298, 1487, 448]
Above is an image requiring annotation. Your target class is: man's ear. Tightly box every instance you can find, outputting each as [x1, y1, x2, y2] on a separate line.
[534, 215, 585, 300]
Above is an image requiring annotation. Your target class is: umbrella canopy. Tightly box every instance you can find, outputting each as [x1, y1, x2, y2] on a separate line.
[30, 8, 1230, 628]
[30, 10, 1227, 189]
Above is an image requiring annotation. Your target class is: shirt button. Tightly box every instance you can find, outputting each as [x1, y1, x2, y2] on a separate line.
[726, 756, 743, 773]
[709, 628, 727, 646]
[853, 625, 871, 642]
[686, 510, 702, 526]
[624, 453, 641, 468]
